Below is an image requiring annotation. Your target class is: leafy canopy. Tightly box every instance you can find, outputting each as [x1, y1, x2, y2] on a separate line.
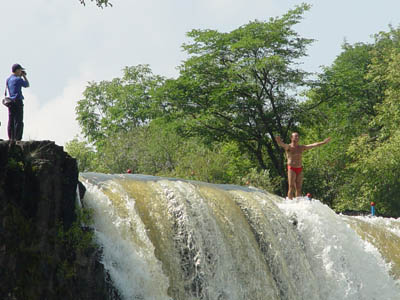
[76, 65, 164, 147]
[161, 4, 314, 178]
[300, 26, 400, 216]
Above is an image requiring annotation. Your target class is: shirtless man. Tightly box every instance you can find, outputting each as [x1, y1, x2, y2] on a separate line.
[275, 132, 331, 199]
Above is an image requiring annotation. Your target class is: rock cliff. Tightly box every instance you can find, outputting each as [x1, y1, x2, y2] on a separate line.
[0, 141, 119, 300]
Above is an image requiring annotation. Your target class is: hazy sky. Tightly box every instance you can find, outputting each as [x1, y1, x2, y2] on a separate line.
[1, 0, 399, 145]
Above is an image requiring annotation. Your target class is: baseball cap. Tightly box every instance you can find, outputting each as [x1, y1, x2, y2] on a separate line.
[12, 63, 25, 73]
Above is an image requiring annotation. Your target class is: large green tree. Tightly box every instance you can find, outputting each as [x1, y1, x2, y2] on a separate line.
[300, 26, 400, 216]
[336, 28, 400, 216]
[76, 65, 164, 147]
[299, 41, 384, 204]
[160, 4, 314, 180]
[64, 138, 97, 172]
[73, 63, 269, 186]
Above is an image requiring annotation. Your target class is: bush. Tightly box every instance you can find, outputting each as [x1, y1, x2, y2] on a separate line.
[241, 168, 281, 193]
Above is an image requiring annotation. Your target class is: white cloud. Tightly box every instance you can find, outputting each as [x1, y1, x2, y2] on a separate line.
[10, 68, 94, 146]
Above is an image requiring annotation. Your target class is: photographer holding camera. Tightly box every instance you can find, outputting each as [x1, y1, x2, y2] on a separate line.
[6, 63, 29, 141]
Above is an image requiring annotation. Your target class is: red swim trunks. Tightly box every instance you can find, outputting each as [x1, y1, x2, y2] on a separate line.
[287, 165, 303, 175]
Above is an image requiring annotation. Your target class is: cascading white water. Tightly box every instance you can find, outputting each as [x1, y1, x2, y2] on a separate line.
[80, 173, 400, 300]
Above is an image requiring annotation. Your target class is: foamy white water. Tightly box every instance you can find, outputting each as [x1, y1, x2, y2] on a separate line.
[80, 173, 400, 300]
[277, 198, 400, 299]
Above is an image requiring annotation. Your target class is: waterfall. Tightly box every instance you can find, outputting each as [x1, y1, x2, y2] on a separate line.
[80, 173, 400, 300]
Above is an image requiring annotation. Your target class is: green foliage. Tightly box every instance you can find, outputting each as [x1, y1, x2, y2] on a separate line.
[71, 118, 257, 187]
[333, 28, 400, 216]
[7, 158, 25, 172]
[160, 4, 313, 178]
[301, 136, 344, 206]
[301, 26, 400, 216]
[52, 206, 95, 294]
[299, 39, 384, 205]
[56, 206, 94, 253]
[87, 119, 183, 174]
[76, 65, 164, 147]
[65, 137, 96, 172]
[301, 41, 382, 153]
[171, 140, 255, 184]
[241, 168, 281, 193]
[79, 0, 111, 8]
[336, 132, 400, 216]
[368, 30, 400, 136]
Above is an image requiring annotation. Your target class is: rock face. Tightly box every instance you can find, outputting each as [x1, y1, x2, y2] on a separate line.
[0, 141, 119, 300]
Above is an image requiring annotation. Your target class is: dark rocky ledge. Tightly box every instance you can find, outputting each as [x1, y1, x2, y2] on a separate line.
[0, 140, 119, 300]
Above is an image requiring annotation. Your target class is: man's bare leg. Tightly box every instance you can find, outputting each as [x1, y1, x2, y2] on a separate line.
[287, 169, 296, 199]
[295, 172, 303, 198]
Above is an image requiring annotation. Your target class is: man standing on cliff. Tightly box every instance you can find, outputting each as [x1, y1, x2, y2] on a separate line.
[275, 132, 331, 199]
[6, 63, 29, 141]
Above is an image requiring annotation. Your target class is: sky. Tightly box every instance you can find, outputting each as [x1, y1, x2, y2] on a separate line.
[0, 0, 400, 146]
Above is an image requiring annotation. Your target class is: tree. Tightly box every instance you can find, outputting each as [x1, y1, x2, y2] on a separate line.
[79, 0, 112, 8]
[93, 120, 183, 174]
[299, 41, 385, 204]
[303, 42, 383, 138]
[76, 65, 164, 147]
[64, 138, 96, 172]
[160, 4, 314, 182]
[335, 27, 400, 216]
[67, 118, 258, 186]
[300, 26, 400, 216]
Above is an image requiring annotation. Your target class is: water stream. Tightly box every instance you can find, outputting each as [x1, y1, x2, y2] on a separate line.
[80, 173, 400, 300]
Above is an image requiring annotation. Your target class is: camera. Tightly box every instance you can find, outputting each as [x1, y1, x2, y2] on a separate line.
[21, 70, 27, 76]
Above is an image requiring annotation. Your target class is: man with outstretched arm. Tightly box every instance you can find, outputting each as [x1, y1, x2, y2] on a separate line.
[275, 132, 331, 199]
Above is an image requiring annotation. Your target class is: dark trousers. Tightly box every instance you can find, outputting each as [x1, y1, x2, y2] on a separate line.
[8, 102, 24, 141]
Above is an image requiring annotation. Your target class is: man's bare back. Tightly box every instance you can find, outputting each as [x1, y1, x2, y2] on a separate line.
[276, 132, 330, 199]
